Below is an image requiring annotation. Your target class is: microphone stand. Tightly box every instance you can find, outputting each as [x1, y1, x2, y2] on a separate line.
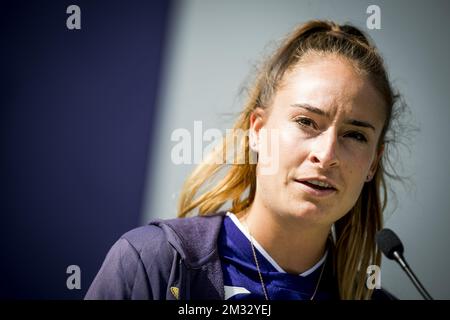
[392, 251, 433, 300]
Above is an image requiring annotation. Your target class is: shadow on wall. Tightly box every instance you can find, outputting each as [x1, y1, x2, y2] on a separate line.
[0, 0, 172, 299]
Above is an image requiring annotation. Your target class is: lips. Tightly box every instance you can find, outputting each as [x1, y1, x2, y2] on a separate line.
[294, 178, 338, 197]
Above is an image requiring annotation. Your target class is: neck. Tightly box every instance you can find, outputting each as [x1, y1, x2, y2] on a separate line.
[236, 201, 331, 275]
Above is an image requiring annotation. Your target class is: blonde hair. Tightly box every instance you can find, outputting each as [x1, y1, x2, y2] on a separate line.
[178, 20, 401, 299]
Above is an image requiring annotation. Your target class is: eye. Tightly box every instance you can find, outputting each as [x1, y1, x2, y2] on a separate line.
[296, 117, 317, 129]
[345, 131, 367, 143]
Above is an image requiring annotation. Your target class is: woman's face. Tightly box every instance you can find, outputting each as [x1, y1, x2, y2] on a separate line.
[250, 54, 385, 226]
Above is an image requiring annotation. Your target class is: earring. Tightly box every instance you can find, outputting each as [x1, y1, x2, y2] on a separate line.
[366, 174, 372, 181]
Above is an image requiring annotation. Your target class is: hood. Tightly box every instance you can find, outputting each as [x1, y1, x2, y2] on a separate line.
[148, 211, 226, 268]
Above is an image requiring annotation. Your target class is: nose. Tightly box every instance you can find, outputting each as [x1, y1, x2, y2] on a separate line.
[308, 128, 340, 169]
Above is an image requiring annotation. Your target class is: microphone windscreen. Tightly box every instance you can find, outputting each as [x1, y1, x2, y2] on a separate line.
[376, 228, 404, 259]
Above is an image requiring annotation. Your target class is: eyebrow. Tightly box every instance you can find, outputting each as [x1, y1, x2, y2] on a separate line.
[290, 103, 376, 131]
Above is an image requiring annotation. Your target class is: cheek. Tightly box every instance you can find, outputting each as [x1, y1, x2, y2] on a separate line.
[278, 129, 296, 157]
[258, 127, 301, 169]
[341, 151, 373, 186]
[277, 127, 308, 163]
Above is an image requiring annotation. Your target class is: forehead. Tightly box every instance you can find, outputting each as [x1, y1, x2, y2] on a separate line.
[275, 54, 386, 123]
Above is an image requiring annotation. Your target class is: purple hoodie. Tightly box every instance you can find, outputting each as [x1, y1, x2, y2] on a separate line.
[85, 212, 226, 300]
[85, 211, 395, 300]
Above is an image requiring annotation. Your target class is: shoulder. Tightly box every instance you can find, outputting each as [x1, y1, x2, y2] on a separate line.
[95, 211, 227, 276]
[120, 224, 168, 257]
[85, 212, 226, 299]
[124, 212, 226, 267]
[121, 211, 226, 256]
[84, 231, 160, 299]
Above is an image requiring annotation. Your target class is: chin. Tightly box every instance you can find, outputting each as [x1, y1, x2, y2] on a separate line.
[287, 201, 329, 221]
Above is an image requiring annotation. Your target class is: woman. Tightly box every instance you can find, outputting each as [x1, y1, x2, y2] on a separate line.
[86, 20, 402, 300]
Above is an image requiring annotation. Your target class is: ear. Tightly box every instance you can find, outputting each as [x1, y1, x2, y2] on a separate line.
[249, 107, 267, 153]
[366, 144, 384, 182]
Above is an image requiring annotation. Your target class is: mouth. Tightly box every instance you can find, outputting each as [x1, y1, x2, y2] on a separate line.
[294, 179, 337, 197]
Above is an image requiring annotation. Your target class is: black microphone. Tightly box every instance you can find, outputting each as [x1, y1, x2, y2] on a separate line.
[376, 228, 433, 300]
